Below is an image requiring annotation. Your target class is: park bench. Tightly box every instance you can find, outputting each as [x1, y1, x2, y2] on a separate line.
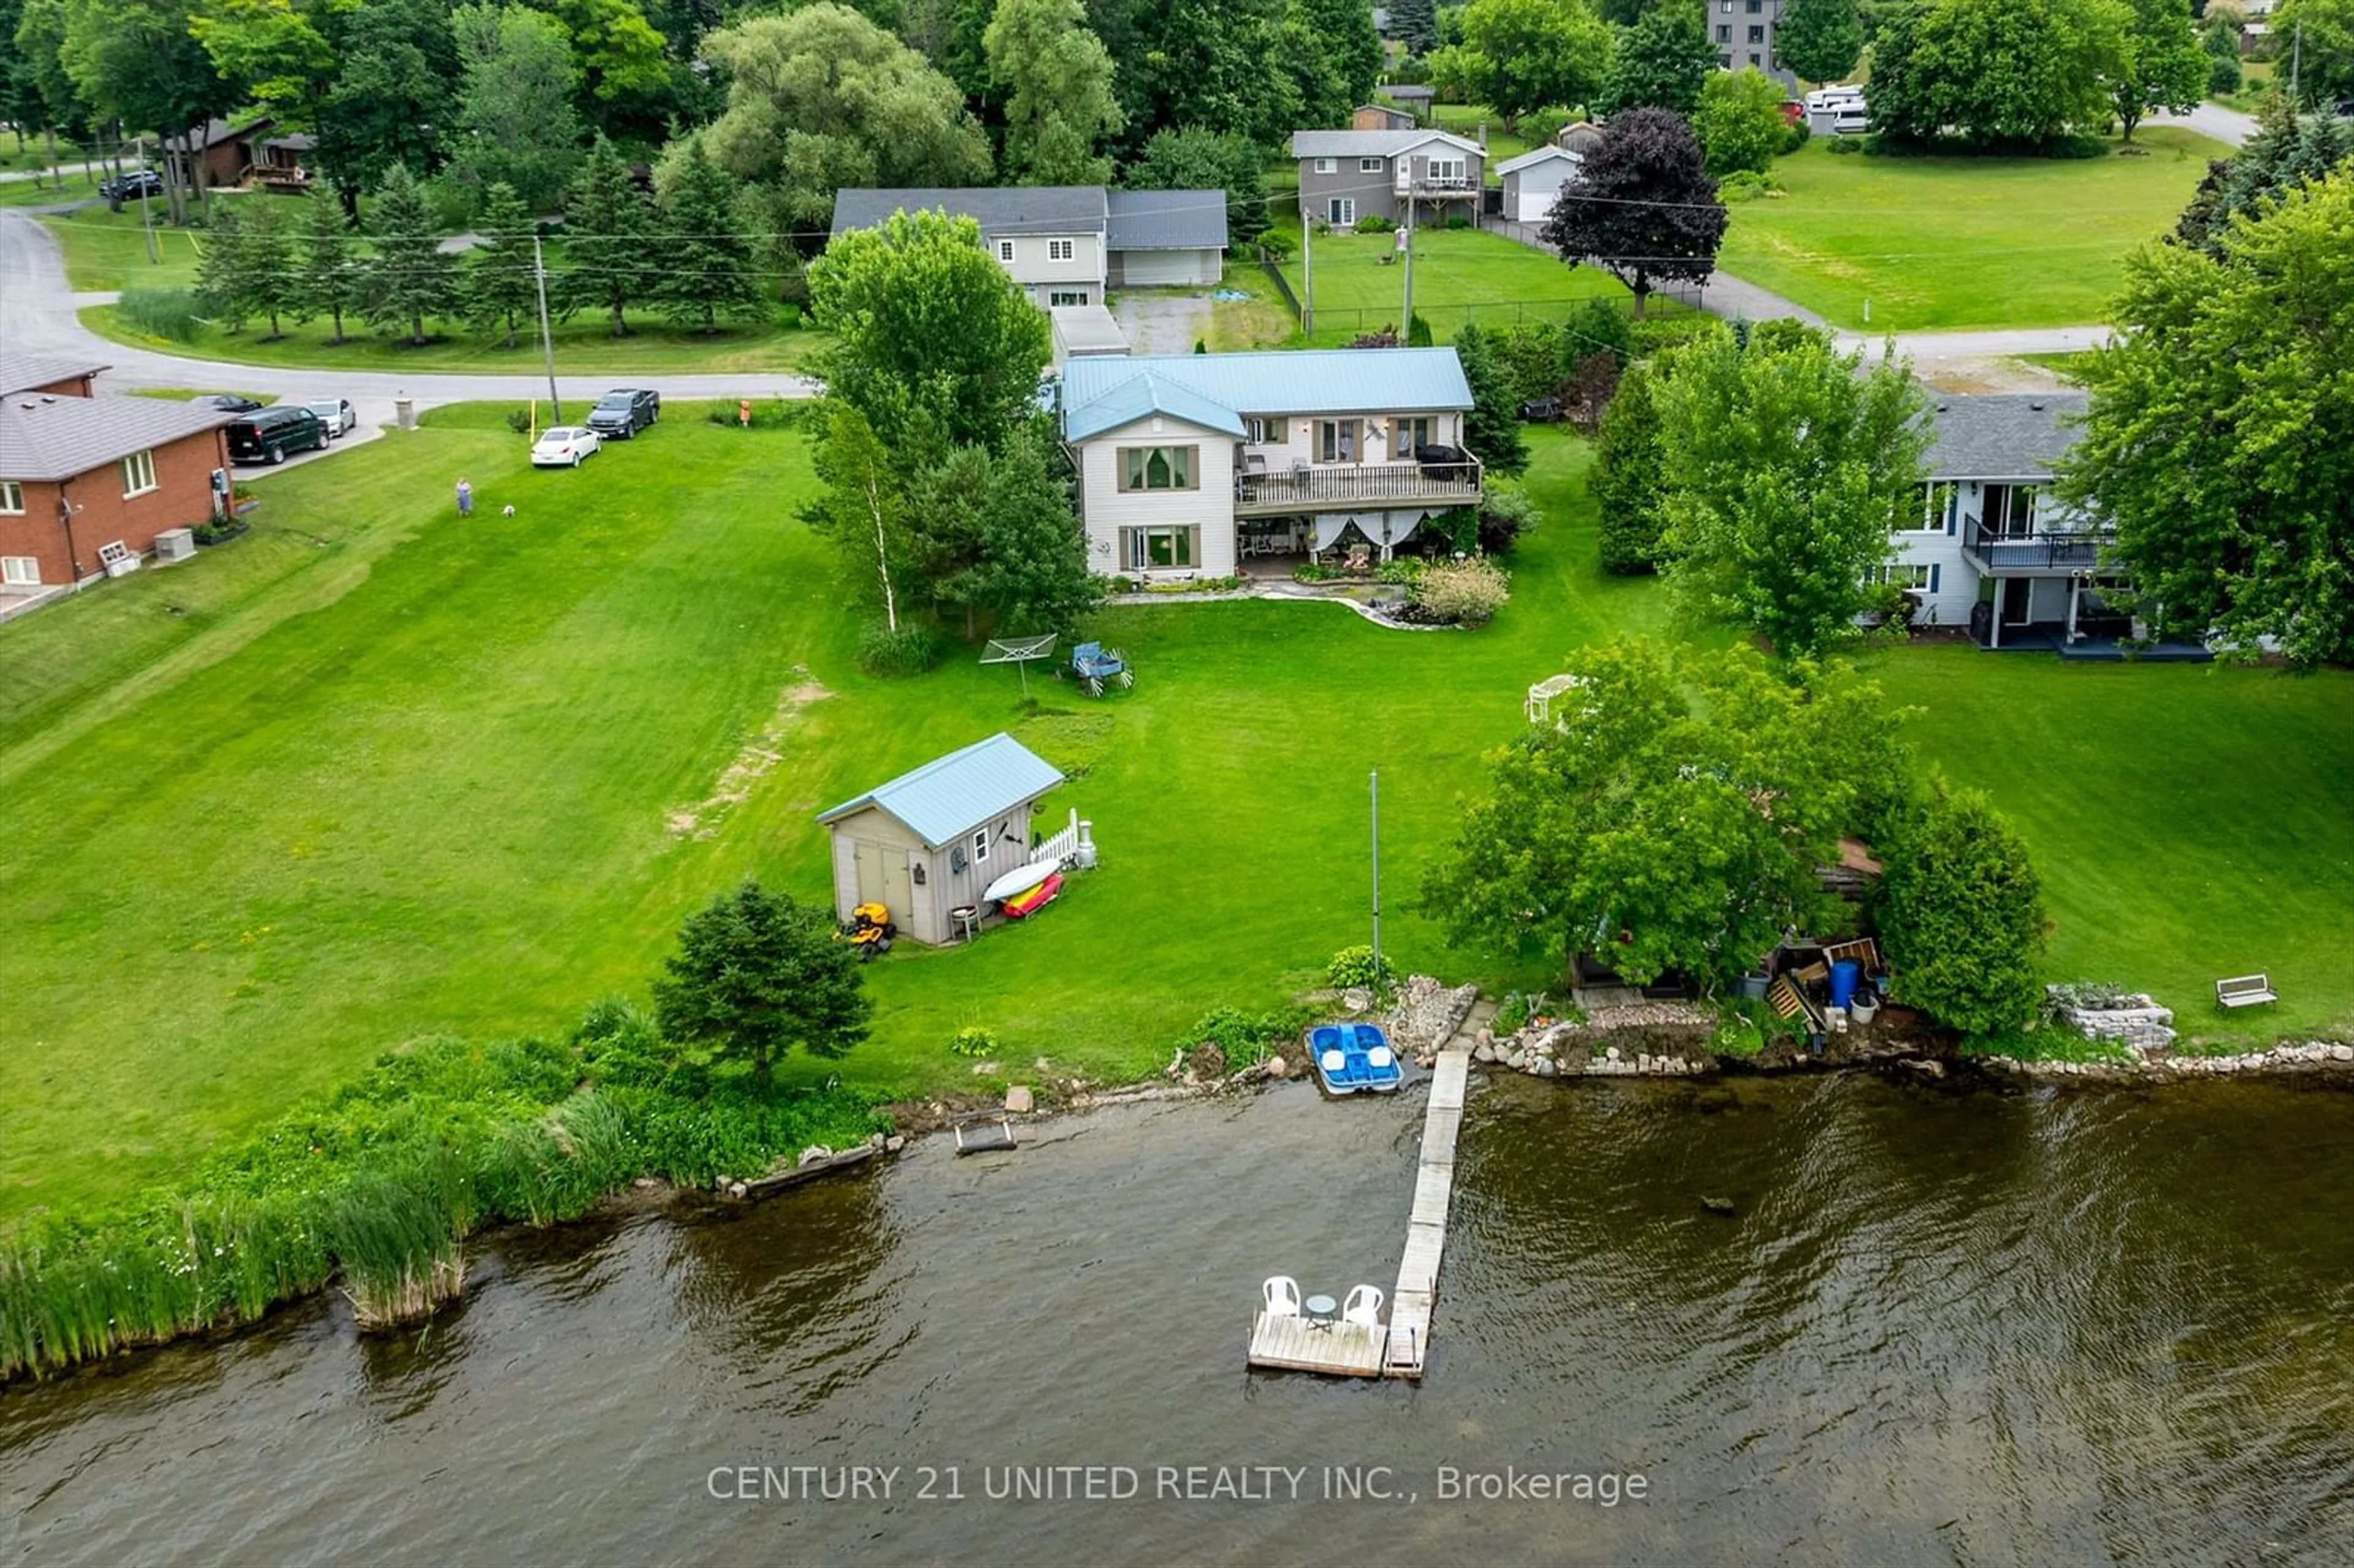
[2215, 974, 2277, 1010]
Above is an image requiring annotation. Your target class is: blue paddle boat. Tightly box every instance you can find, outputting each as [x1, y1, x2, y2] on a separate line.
[1309, 1022, 1403, 1095]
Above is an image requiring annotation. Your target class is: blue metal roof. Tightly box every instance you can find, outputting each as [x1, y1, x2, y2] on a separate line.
[1059, 349, 1472, 442]
[817, 732, 1065, 848]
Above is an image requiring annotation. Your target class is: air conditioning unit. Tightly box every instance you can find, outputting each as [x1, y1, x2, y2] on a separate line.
[154, 528, 197, 563]
[96, 540, 140, 578]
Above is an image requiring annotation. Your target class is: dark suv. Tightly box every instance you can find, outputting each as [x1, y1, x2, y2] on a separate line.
[226, 405, 329, 465]
[100, 169, 166, 201]
[584, 387, 660, 440]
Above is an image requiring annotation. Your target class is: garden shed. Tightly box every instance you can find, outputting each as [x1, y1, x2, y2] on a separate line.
[817, 733, 1067, 946]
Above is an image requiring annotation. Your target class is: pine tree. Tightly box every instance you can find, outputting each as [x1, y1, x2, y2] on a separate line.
[466, 182, 541, 350]
[655, 138, 764, 335]
[195, 204, 255, 333]
[243, 199, 299, 340]
[1450, 324, 1529, 477]
[294, 186, 360, 345]
[563, 135, 658, 339]
[360, 162, 458, 346]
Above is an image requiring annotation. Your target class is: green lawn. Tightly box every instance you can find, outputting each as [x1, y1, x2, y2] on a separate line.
[1431, 102, 1534, 170]
[43, 204, 213, 289]
[1272, 216, 1638, 344]
[1718, 130, 2229, 330]
[4, 416, 2348, 1223]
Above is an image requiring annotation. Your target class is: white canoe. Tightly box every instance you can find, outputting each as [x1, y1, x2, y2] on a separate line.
[981, 858, 1059, 904]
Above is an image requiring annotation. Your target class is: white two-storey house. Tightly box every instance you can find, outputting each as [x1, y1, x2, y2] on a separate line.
[829, 186, 1227, 308]
[1057, 349, 1480, 582]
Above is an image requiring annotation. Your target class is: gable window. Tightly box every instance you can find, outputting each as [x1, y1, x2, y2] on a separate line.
[121, 449, 158, 498]
[1314, 419, 1360, 463]
[1, 556, 38, 586]
[0, 481, 23, 514]
[1314, 156, 1337, 173]
[1393, 416, 1434, 457]
[1049, 290, 1090, 306]
[1121, 525, 1200, 571]
[997, 238, 1016, 263]
[1048, 238, 1075, 262]
[972, 828, 990, 865]
[1326, 197, 1356, 226]
[1919, 481, 1959, 531]
[1426, 157, 1468, 184]
[1119, 445, 1197, 491]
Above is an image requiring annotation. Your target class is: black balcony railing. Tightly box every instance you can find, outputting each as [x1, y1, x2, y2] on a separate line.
[1963, 519, 2110, 571]
[1235, 454, 1482, 513]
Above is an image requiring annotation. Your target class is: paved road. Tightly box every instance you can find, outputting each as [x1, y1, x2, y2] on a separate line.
[0, 210, 821, 433]
[2147, 103, 2258, 150]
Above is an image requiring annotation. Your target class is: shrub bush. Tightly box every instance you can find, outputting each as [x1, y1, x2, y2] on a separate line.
[1409, 557, 1510, 626]
[1352, 213, 1397, 234]
[949, 1024, 998, 1058]
[1181, 1003, 1312, 1067]
[191, 517, 249, 546]
[1628, 314, 1718, 356]
[1782, 116, 1811, 154]
[1491, 322, 1568, 405]
[505, 407, 533, 434]
[2207, 53, 2242, 97]
[1826, 136, 1864, 155]
[1876, 782, 2050, 1037]
[857, 621, 942, 677]
[1478, 478, 1541, 554]
[1717, 170, 1778, 202]
[1374, 557, 1427, 587]
[1325, 946, 1395, 994]
[1593, 363, 1670, 574]
[1256, 231, 1295, 262]
[1444, 215, 1471, 229]
[1564, 297, 1635, 368]
[117, 287, 203, 343]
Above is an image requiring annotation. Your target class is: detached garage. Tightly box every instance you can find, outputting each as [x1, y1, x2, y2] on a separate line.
[1497, 144, 1585, 224]
[818, 733, 1066, 947]
[1106, 189, 1227, 287]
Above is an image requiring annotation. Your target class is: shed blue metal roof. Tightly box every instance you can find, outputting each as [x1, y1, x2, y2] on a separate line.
[1060, 349, 1472, 441]
[817, 732, 1065, 848]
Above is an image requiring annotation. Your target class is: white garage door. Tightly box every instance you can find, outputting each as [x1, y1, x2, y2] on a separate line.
[1512, 181, 1558, 224]
[1116, 248, 1216, 286]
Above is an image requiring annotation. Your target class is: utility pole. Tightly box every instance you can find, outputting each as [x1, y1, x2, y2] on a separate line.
[135, 134, 156, 265]
[1301, 202, 1315, 337]
[1401, 177, 1416, 338]
[533, 233, 561, 421]
[1369, 770, 1382, 978]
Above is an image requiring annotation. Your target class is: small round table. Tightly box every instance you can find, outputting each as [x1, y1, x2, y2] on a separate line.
[948, 904, 980, 943]
[1303, 1293, 1339, 1322]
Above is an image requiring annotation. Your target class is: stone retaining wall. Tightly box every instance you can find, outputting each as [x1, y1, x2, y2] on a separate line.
[1983, 1040, 2354, 1082]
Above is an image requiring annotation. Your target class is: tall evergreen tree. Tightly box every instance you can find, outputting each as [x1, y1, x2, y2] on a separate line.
[655, 135, 766, 333]
[292, 185, 360, 345]
[1391, 0, 1439, 54]
[242, 196, 298, 338]
[360, 161, 458, 345]
[561, 134, 658, 338]
[1450, 323, 1530, 477]
[465, 181, 541, 349]
[194, 202, 257, 332]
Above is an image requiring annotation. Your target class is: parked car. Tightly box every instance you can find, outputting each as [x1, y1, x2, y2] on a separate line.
[226, 405, 329, 465]
[531, 425, 602, 467]
[303, 397, 358, 438]
[1518, 395, 1563, 423]
[584, 387, 660, 439]
[99, 169, 165, 200]
[194, 393, 265, 413]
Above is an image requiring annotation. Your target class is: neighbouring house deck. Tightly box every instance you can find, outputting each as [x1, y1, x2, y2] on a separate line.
[1962, 520, 2111, 574]
[1974, 625, 2214, 661]
[1234, 459, 1481, 516]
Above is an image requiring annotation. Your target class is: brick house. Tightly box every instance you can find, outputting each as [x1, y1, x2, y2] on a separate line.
[0, 356, 234, 603]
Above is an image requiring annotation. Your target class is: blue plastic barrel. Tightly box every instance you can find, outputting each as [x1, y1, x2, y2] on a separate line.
[1829, 961, 1861, 1010]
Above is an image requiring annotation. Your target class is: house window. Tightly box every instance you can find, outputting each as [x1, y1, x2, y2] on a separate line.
[0, 481, 23, 514]
[1327, 197, 1356, 226]
[1119, 445, 1197, 491]
[1048, 238, 1075, 262]
[121, 449, 158, 497]
[1393, 416, 1434, 457]
[1748, 25, 1765, 43]
[1919, 481, 1959, 531]
[1720, 52, 1733, 68]
[1314, 419, 1360, 463]
[1360, 156, 1385, 172]
[1121, 525, 1200, 570]
[1746, 0, 1762, 10]
[1748, 51, 1762, 66]
[1721, 1, 1733, 10]
[1, 556, 38, 586]
[1243, 416, 1275, 444]
[972, 829, 990, 865]
[1314, 157, 1338, 173]
[1426, 158, 1467, 184]
[997, 238, 1016, 263]
[1049, 290, 1090, 306]
[1874, 563, 1941, 593]
[1717, 23, 1731, 40]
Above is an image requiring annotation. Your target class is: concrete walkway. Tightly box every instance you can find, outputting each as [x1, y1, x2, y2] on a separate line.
[0, 210, 821, 429]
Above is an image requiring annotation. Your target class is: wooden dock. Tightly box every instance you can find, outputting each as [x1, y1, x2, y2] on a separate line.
[1244, 1047, 1469, 1381]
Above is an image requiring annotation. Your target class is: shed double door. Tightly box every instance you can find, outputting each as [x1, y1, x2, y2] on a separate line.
[852, 839, 915, 929]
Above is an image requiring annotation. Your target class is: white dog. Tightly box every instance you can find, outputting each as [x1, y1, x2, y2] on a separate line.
[501, 504, 516, 518]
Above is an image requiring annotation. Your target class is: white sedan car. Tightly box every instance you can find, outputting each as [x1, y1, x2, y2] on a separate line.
[530, 425, 602, 468]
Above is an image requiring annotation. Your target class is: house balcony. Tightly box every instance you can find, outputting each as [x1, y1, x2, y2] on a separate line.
[1962, 518, 2111, 574]
[1395, 173, 1480, 197]
[1233, 452, 1482, 516]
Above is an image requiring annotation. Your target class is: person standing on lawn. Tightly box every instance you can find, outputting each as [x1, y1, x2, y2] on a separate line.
[456, 478, 473, 518]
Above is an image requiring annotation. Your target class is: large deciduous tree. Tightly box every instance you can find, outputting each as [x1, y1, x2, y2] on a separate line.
[1654, 324, 1930, 657]
[947, 422, 1103, 637]
[1693, 66, 1789, 175]
[1122, 126, 1269, 243]
[2277, 0, 2354, 107]
[451, 3, 584, 211]
[807, 207, 1052, 457]
[2111, 0, 2208, 142]
[699, 4, 989, 229]
[1540, 106, 1726, 315]
[1282, 0, 1385, 129]
[359, 161, 458, 344]
[1874, 782, 2048, 1038]
[1774, 0, 1865, 84]
[1087, 0, 1299, 153]
[1430, 0, 1615, 128]
[2062, 171, 2354, 666]
[313, 0, 455, 197]
[653, 133, 766, 332]
[808, 400, 916, 633]
[1419, 638, 1894, 989]
[1601, 0, 1717, 116]
[1867, 0, 2127, 148]
[561, 133, 658, 337]
[984, 0, 1122, 184]
[652, 881, 871, 1090]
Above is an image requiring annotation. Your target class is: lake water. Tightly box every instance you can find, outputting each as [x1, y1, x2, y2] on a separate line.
[6, 1070, 2352, 1565]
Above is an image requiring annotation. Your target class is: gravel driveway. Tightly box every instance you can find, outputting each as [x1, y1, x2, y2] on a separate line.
[1111, 292, 1214, 356]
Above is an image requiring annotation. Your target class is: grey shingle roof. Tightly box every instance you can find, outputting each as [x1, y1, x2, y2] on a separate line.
[0, 393, 232, 483]
[829, 186, 1108, 240]
[1290, 129, 1481, 159]
[1106, 189, 1228, 250]
[0, 352, 110, 397]
[818, 733, 1065, 848]
[1921, 393, 2090, 480]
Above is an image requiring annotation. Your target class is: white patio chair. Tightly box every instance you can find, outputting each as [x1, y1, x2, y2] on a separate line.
[1263, 1275, 1302, 1317]
[1342, 1284, 1384, 1328]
